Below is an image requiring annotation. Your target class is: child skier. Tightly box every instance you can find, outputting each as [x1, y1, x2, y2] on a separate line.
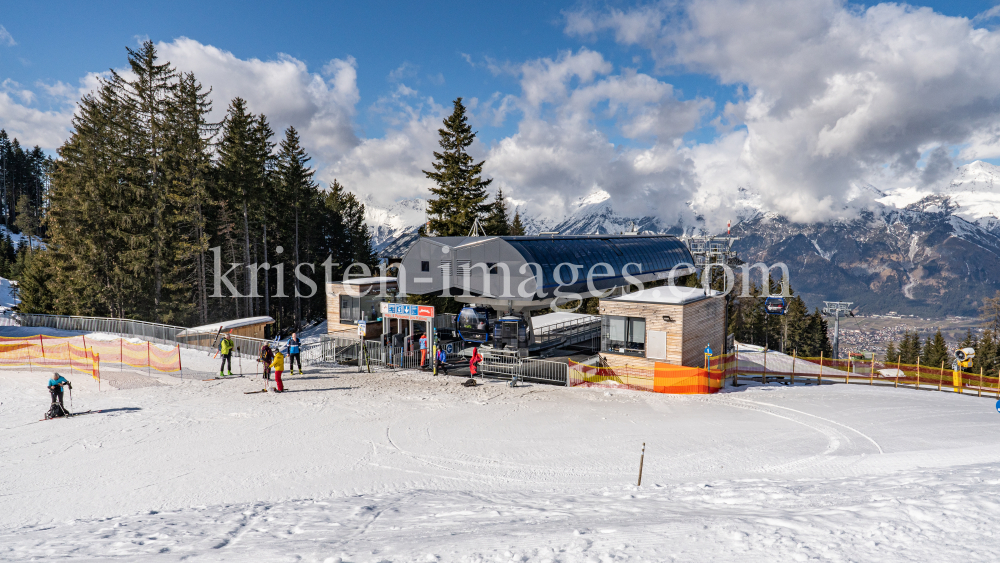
[258, 343, 274, 383]
[436, 347, 448, 375]
[287, 332, 302, 375]
[219, 332, 234, 377]
[271, 347, 285, 393]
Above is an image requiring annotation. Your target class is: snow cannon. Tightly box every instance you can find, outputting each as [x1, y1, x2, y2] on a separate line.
[951, 347, 976, 393]
[955, 348, 975, 365]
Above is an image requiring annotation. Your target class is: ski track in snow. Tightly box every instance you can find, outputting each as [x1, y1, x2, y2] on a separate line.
[1, 334, 1000, 561]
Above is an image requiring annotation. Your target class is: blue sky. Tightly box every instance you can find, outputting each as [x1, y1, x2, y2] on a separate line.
[2, 1, 1000, 228]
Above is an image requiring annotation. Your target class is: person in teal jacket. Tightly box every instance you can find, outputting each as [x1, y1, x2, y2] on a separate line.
[48, 373, 71, 408]
[219, 332, 234, 377]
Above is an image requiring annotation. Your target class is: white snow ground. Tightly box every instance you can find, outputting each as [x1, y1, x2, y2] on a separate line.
[2, 329, 1000, 561]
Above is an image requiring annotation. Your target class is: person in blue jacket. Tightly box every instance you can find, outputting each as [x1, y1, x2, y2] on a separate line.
[48, 373, 72, 408]
[287, 332, 302, 375]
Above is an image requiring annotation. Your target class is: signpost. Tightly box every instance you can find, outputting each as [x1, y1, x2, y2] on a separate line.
[704, 343, 713, 370]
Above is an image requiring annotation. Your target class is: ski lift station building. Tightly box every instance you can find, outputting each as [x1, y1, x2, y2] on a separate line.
[327, 234, 726, 368]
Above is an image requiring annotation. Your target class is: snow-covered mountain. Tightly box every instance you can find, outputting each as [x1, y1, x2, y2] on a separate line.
[363, 161, 1000, 315]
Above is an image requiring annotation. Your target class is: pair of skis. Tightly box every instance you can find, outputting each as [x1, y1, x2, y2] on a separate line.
[41, 410, 101, 422]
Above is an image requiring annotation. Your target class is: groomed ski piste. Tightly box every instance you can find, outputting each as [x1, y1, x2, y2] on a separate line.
[2, 327, 1000, 562]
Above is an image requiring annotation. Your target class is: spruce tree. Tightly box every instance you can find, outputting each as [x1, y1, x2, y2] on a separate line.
[884, 341, 898, 364]
[510, 211, 525, 236]
[276, 126, 316, 328]
[423, 98, 492, 236]
[484, 189, 510, 236]
[921, 331, 950, 369]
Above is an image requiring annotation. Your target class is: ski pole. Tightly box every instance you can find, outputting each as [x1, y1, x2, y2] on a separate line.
[237, 346, 242, 375]
[68, 385, 72, 410]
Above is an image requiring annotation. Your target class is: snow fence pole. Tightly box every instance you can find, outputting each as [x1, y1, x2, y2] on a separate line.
[791, 349, 796, 386]
[916, 357, 920, 389]
[637, 442, 645, 487]
[819, 352, 823, 386]
[177, 344, 183, 379]
[147, 341, 151, 378]
[979, 367, 983, 398]
[939, 361, 944, 392]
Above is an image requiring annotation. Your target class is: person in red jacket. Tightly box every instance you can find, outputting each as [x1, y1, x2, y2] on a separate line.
[470, 347, 483, 377]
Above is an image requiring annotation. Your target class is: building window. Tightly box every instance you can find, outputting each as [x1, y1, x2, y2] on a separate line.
[421, 261, 430, 272]
[602, 315, 646, 357]
[339, 295, 384, 324]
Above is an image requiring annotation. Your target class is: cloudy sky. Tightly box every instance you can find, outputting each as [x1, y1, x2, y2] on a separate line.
[2, 0, 1000, 229]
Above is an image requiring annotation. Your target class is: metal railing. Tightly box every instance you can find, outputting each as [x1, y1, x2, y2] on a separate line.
[14, 313, 323, 369]
[480, 349, 569, 385]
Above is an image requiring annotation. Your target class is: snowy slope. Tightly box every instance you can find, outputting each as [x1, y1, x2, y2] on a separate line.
[0, 276, 18, 309]
[2, 323, 1000, 560]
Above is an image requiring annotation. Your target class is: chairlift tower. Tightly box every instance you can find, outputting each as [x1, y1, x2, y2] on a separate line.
[681, 235, 740, 268]
[822, 301, 853, 360]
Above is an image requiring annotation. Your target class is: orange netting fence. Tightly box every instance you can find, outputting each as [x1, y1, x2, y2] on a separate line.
[568, 355, 734, 395]
[0, 337, 100, 381]
[0, 334, 183, 381]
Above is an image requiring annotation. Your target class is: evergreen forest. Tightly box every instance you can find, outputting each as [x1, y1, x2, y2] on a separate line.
[11, 42, 375, 334]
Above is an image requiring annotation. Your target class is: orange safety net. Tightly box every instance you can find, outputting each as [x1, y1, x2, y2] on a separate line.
[568, 358, 727, 395]
[653, 363, 724, 394]
[0, 339, 100, 380]
[0, 335, 181, 375]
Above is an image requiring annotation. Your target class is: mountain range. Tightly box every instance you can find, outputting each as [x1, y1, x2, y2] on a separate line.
[364, 162, 1000, 317]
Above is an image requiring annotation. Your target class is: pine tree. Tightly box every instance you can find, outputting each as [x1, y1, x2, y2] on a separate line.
[423, 98, 492, 236]
[484, 189, 510, 235]
[510, 210, 525, 236]
[216, 98, 274, 318]
[885, 341, 898, 363]
[276, 126, 316, 329]
[161, 72, 216, 324]
[111, 40, 178, 316]
[921, 330, 950, 369]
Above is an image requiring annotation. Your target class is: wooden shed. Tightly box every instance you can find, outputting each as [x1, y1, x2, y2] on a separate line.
[598, 286, 725, 369]
[176, 316, 275, 347]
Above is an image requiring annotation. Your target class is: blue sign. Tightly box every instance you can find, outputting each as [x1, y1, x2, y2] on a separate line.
[704, 344, 713, 356]
[996, 400, 1000, 414]
[446, 343, 454, 354]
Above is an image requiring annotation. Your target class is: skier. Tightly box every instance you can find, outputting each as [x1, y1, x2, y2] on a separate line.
[436, 347, 448, 375]
[258, 342, 274, 383]
[287, 332, 302, 375]
[271, 347, 285, 393]
[470, 346, 483, 377]
[48, 372, 72, 412]
[419, 332, 428, 368]
[219, 332, 234, 377]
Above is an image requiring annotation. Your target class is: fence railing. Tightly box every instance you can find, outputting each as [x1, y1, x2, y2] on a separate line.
[13, 313, 324, 370]
[734, 349, 1000, 397]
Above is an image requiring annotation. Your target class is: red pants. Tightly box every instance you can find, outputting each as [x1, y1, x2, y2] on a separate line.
[274, 370, 283, 392]
[421, 349, 427, 366]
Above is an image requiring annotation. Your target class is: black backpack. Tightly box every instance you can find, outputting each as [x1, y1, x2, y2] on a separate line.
[45, 403, 68, 420]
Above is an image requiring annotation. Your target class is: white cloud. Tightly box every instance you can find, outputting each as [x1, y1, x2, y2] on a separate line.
[156, 37, 360, 162]
[0, 25, 15, 47]
[566, 0, 1000, 223]
[0, 91, 73, 148]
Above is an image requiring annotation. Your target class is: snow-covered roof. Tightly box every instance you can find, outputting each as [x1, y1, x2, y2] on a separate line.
[179, 316, 275, 335]
[608, 286, 720, 305]
[340, 277, 397, 285]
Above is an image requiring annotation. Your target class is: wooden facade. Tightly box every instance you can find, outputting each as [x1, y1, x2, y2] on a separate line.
[598, 292, 725, 368]
[326, 278, 397, 340]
